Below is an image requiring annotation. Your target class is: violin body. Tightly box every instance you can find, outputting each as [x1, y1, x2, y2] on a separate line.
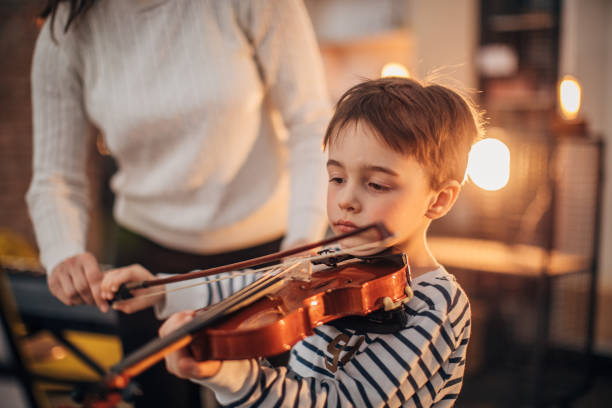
[191, 255, 409, 361]
[77, 224, 408, 406]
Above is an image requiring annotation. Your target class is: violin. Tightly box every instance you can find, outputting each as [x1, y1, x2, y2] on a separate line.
[75, 223, 413, 407]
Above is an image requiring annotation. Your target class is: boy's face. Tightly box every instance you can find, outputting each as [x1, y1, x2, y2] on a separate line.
[326, 121, 436, 255]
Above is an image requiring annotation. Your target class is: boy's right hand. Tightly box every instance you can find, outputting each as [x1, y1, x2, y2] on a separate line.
[100, 264, 163, 313]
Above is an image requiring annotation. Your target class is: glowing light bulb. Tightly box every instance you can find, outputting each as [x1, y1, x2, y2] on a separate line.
[381, 63, 410, 78]
[559, 75, 581, 120]
[467, 138, 510, 191]
[51, 346, 66, 360]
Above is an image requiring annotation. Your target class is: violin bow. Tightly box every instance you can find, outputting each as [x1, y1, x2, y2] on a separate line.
[112, 222, 392, 302]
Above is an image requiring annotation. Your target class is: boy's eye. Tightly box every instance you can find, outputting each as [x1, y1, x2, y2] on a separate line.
[329, 177, 344, 184]
[368, 182, 390, 192]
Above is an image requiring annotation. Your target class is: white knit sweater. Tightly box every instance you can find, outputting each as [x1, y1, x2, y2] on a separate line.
[27, 0, 331, 273]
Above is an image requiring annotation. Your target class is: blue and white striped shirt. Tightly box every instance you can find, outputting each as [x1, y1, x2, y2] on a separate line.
[162, 266, 470, 407]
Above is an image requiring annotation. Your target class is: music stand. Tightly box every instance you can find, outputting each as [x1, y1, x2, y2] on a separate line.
[0, 268, 43, 408]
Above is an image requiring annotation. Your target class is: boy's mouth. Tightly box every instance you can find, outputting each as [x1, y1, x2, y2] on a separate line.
[333, 220, 358, 233]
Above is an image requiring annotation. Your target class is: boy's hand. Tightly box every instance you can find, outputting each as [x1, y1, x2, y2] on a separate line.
[160, 311, 221, 379]
[100, 264, 162, 313]
[49, 252, 108, 312]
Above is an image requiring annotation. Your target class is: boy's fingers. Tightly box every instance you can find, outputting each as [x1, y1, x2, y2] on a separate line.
[160, 312, 221, 379]
[167, 348, 192, 378]
[111, 298, 149, 314]
[173, 356, 221, 379]
[159, 311, 194, 337]
[177, 356, 200, 378]
[194, 360, 222, 379]
[101, 267, 132, 298]
[163, 330, 193, 378]
[102, 265, 152, 295]
[101, 265, 160, 313]
[100, 271, 121, 298]
[111, 302, 131, 314]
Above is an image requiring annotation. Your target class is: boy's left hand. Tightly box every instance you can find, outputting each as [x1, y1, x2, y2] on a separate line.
[160, 311, 222, 379]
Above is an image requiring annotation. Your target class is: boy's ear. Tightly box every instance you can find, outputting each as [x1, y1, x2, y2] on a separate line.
[426, 180, 461, 220]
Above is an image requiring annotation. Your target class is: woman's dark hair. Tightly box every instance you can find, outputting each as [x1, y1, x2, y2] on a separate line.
[41, 0, 97, 33]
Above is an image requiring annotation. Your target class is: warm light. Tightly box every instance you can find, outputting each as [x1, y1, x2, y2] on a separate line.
[559, 75, 581, 120]
[467, 138, 510, 191]
[50, 346, 66, 360]
[381, 63, 410, 78]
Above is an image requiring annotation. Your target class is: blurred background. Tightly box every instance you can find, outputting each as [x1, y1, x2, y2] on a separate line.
[1, 0, 611, 406]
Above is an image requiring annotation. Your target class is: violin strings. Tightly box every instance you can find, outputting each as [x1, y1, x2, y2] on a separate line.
[207, 235, 397, 311]
[115, 235, 396, 304]
[193, 262, 303, 322]
[115, 262, 291, 303]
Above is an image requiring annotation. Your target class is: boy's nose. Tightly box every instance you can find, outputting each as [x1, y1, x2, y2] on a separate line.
[338, 189, 360, 213]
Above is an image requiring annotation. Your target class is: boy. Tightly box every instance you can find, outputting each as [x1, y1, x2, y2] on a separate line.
[102, 76, 481, 407]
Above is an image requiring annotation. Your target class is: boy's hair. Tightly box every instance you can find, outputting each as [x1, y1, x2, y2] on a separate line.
[323, 77, 483, 189]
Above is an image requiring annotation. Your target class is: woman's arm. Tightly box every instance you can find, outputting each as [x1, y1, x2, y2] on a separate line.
[26, 9, 107, 310]
[236, 0, 332, 249]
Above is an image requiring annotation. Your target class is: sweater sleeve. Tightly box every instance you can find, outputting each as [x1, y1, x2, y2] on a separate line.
[236, 0, 331, 248]
[26, 11, 97, 274]
[194, 284, 472, 407]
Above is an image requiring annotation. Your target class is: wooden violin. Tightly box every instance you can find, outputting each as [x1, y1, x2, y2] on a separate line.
[75, 223, 413, 407]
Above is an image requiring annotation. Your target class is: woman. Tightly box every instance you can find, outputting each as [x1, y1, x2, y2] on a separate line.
[27, 0, 330, 406]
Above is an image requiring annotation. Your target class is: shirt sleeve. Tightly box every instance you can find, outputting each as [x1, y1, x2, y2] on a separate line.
[236, 0, 332, 248]
[26, 10, 96, 274]
[193, 286, 472, 407]
[155, 270, 264, 319]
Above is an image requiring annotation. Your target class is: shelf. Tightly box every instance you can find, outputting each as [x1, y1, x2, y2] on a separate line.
[488, 12, 556, 32]
[429, 236, 589, 277]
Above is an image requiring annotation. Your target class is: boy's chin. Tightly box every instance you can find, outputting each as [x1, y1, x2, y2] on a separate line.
[339, 239, 390, 258]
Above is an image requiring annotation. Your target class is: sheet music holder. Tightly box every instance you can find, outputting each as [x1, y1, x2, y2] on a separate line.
[0, 268, 43, 408]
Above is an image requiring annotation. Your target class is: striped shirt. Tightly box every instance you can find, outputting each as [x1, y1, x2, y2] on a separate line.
[162, 265, 471, 407]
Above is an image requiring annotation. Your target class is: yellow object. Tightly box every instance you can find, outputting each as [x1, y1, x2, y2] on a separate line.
[28, 330, 123, 382]
[0, 228, 43, 272]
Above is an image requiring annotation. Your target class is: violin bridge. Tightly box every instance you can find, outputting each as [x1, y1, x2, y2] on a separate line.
[289, 260, 312, 282]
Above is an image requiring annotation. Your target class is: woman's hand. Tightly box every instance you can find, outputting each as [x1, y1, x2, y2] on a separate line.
[160, 311, 222, 379]
[49, 252, 108, 312]
[100, 264, 163, 313]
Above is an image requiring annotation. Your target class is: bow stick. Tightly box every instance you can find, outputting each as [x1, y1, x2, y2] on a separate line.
[112, 222, 392, 302]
